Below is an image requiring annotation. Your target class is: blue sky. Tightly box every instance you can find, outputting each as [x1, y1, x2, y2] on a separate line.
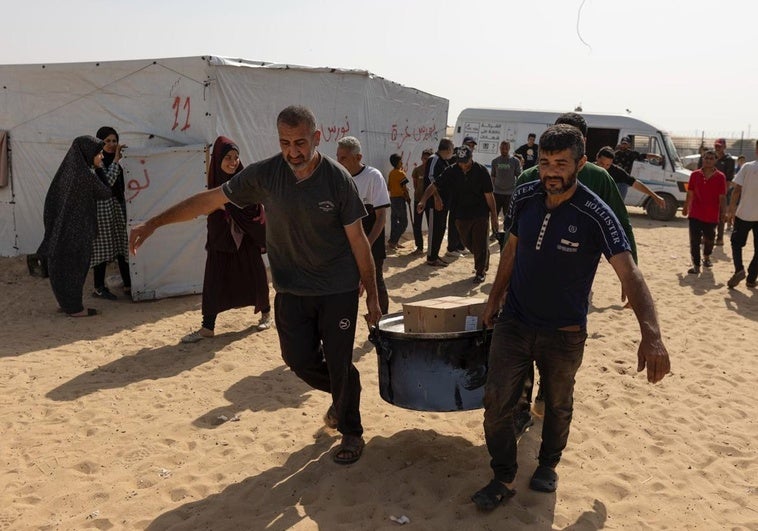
[2, 0, 756, 138]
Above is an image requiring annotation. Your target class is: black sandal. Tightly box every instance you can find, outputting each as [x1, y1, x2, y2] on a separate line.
[471, 479, 516, 511]
[529, 465, 558, 492]
[332, 435, 365, 465]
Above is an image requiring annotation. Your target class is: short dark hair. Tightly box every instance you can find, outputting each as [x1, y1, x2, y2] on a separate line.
[555, 112, 588, 137]
[596, 146, 616, 160]
[539, 124, 585, 162]
[277, 105, 317, 134]
[527, 133, 536, 139]
[389, 153, 402, 168]
[438, 138, 454, 151]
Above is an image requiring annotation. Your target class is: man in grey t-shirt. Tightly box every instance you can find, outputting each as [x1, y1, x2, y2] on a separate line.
[490, 140, 521, 218]
[130, 105, 381, 466]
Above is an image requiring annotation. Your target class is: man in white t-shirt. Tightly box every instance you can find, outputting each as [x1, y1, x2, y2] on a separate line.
[726, 140, 758, 288]
[337, 136, 392, 312]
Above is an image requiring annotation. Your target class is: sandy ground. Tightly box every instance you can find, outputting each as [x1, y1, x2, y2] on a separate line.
[1, 208, 757, 530]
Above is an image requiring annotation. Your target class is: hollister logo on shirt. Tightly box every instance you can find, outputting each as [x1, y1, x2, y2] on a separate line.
[557, 238, 579, 253]
[318, 201, 336, 212]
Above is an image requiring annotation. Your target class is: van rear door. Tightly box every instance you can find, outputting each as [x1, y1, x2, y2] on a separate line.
[586, 127, 620, 162]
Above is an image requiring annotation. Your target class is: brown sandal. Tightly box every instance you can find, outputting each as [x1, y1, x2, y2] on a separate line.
[333, 435, 365, 465]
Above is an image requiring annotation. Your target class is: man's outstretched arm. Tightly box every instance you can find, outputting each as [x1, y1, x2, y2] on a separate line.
[130, 187, 229, 254]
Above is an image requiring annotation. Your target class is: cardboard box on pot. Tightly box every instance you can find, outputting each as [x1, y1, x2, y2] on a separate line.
[403, 296, 487, 333]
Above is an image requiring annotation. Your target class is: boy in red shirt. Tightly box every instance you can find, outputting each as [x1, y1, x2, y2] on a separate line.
[682, 150, 726, 274]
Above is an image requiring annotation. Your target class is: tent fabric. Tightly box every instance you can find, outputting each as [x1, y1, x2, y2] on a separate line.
[0, 55, 448, 299]
[0, 131, 8, 188]
[123, 144, 208, 301]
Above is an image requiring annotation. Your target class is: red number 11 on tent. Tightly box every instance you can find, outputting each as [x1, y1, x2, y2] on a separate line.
[171, 97, 191, 131]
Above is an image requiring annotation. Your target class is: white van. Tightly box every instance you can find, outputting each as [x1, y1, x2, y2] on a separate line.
[453, 108, 690, 220]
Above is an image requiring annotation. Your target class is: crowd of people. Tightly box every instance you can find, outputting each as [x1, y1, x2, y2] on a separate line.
[38, 104, 758, 514]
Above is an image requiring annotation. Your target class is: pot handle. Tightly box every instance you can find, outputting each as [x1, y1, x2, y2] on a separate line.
[475, 325, 490, 347]
[368, 326, 393, 361]
[368, 325, 379, 346]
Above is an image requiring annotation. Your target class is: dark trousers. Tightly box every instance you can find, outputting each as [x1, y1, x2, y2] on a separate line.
[731, 217, 758, 281]
[447, 212, 463, 252]
[93, 255, 131, 290]
[483, 317, 586, 483]
[427, 207, 449, 261]
[688, 218, 717, 266]
[412, 206, 428, 251]
[455, 217, 490, 276]
[274, 290, 362, 436]
[494, 193, 512, 218]
[389, 197, 409, 244]
[375, 258, 389, 314]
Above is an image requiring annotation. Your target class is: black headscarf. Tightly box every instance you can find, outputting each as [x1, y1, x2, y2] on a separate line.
[95, 126, 126, 205]
[206, 136, 266, 252]
[37, 135, 111, 258]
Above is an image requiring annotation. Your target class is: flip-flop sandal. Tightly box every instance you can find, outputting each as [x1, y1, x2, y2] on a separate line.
[68, 308, 98, 317]
[471, 479, 516, 511]
[333, 435, 364, 465]
[529, 465, 558, 492]
[323, 405, 338, 429]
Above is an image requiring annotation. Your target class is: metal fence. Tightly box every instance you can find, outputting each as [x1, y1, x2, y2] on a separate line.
[672, 136, 756, 160]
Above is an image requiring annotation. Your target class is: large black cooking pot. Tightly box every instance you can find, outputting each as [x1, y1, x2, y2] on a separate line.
[370, 312, 491, 412]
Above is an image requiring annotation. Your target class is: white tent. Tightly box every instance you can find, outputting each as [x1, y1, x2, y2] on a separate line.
[0, 56, 448, 300]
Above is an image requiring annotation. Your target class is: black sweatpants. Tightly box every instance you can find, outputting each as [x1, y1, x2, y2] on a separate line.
[274, 289, 363, 436]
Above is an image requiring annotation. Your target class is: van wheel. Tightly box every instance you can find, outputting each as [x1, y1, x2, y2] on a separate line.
[646, 194, 678, 221]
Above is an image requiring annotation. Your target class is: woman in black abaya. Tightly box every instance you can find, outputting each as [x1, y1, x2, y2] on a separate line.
[37, 136, 112, 316]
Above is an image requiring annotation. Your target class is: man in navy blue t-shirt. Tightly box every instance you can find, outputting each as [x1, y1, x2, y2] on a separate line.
[471, 124, 671, 511]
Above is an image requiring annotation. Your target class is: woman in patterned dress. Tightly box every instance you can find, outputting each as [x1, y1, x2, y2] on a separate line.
[90, 126, 131, 300]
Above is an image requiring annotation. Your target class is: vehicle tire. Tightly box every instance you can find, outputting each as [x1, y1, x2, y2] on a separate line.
[646, 194, 678, 221]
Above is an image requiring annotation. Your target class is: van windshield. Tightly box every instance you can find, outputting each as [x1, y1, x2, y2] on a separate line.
[662, 133, 684, 170]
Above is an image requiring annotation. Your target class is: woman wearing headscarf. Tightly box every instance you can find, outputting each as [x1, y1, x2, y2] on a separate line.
[37, 135, 112, 316]
[181, 136, 271, 342]
[91, 126, 131, 300]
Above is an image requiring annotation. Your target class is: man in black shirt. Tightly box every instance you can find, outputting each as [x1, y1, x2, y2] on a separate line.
[713, 138, 736, 245]
[596, 147, 665, 207]
[417, 145, 498, 283]
[515, 133, 538, 169]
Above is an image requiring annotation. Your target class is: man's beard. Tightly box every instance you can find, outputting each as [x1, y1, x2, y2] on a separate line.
[541, 174, 577, 195]
[285, 148, 316, 172]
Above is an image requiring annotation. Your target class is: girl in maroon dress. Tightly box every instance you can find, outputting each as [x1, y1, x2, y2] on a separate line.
[182, 137, 271, 342]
